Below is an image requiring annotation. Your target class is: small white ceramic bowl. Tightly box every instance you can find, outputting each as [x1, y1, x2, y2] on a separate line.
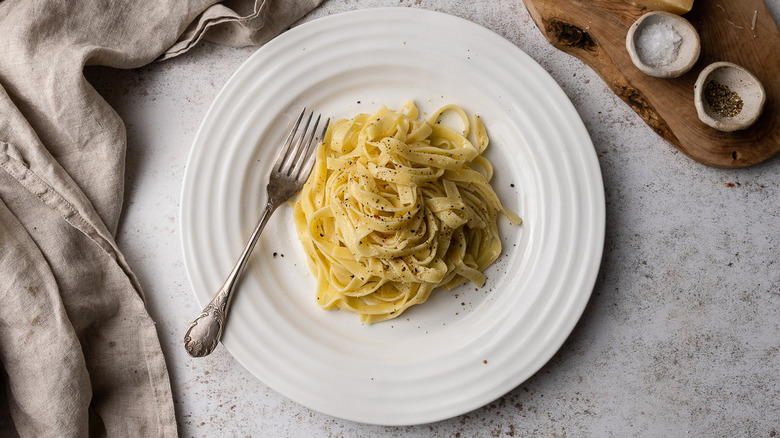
[693, 61, 766, 132]
[626, 11, 700, 78]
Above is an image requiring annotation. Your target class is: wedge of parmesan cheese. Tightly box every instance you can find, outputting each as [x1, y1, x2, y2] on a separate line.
[625, 0, 694, 15]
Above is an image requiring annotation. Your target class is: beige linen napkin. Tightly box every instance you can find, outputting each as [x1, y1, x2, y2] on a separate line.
[0, 0, 321, 436]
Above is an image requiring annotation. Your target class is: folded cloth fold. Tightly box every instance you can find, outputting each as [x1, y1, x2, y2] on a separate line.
[0, 0, 321, 436]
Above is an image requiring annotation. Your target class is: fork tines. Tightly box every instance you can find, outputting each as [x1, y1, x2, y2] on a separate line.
[276, 109, 329, 178]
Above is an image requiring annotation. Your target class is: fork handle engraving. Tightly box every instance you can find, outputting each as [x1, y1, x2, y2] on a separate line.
[184, 203, 275, 357]
[183, 287, 230, 357]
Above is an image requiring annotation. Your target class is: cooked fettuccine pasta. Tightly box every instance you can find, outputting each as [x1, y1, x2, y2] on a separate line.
[293, 100, 521, 323]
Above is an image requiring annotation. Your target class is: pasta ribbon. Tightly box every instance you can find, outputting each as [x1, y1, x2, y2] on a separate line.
[294, 101, 521, 323]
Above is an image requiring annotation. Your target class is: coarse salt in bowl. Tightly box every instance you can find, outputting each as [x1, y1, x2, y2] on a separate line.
[626, 11, 700, 78]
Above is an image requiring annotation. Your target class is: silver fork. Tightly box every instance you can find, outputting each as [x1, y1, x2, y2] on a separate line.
[184, 109, 328, 357]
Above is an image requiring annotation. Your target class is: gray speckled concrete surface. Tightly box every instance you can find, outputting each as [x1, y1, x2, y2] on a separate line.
[82, 0, 780, 436]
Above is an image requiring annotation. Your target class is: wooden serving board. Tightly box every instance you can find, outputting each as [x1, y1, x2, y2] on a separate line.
[523, 0, 780, 168]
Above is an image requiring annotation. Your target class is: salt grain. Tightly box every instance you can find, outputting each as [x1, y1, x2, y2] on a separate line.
[636, 22, 682, 67]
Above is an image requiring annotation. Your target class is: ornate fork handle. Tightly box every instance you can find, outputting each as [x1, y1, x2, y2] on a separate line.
[184, 109, 326, 358]
[184, 203, 275, 357]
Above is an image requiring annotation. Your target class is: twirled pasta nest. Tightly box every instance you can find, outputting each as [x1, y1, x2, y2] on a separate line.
[294, 100, 521, 323]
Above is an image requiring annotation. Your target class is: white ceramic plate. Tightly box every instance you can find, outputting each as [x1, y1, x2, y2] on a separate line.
[181, 7, 605, 426]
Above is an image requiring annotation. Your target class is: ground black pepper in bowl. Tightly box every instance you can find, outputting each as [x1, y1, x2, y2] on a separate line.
[704, 80, 743, 117]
